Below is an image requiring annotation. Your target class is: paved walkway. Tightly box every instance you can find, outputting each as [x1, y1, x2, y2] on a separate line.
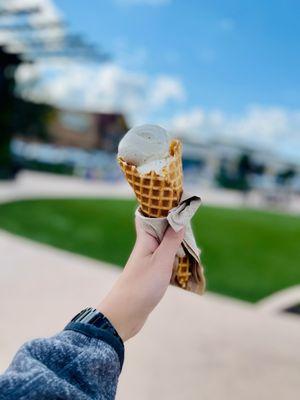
[1, 170, 300, 213]
[0, 231, 299, 400]
[0, 171, 132, 202]
[257, 285, 300, 315]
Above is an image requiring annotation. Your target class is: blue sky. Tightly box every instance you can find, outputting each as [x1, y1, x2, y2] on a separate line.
[11, 0, 300, 160]
[56, 0, 300, 113]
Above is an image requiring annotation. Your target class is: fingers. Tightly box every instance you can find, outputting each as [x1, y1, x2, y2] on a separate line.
[154, 226, 185, 264]
[134, 217, 144, 236]
[134, 216, 159, 254]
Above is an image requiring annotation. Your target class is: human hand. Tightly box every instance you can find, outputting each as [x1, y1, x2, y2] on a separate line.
[97, 217, 185, 342]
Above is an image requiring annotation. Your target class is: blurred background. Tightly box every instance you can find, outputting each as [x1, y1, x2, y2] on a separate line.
[0, 1, 299, 399]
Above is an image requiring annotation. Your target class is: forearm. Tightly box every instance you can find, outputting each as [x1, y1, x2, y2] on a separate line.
[0, 217, 183, 399]
[0, 320, 124, 400]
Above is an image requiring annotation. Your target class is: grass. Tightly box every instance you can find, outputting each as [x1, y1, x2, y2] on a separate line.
[0, 198, 299, 302]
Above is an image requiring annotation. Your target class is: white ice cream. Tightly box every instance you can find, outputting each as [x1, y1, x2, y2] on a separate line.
[118, 124, 171, 175]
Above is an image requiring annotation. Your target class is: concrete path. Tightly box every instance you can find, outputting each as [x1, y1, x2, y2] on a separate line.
[0, 230, 299, 400]
[0, 170, 132, 202]
[257, 285, 300, 315]
[1, 170, 300, 214]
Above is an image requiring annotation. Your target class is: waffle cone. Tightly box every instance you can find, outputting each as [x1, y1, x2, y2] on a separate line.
[118, 139, 183, 218]
[118, 139, 192, 289]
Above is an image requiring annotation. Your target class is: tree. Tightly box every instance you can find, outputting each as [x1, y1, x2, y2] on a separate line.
[0, 48, 21, 179]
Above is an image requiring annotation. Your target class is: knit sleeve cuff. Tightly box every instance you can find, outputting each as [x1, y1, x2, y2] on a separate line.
[64, 322, 125, 370]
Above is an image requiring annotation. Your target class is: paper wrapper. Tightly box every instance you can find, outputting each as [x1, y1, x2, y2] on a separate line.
[135, 190, 206, 295]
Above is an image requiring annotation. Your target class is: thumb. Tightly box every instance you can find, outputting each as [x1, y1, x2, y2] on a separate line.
[134, 216, 159, 254]
[154, 226, 185, 263]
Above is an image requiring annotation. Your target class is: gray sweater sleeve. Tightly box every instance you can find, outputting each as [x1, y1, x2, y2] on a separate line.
[0, 322, 124, 400]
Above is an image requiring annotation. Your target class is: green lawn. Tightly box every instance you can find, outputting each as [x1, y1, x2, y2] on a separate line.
[0, 198, 299, 302]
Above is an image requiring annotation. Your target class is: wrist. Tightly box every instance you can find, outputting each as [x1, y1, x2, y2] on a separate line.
[97, 303, 128, 342]
[97, 298, 143, 342]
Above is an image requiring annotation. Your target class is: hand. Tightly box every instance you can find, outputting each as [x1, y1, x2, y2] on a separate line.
[97, 217, 185, 342]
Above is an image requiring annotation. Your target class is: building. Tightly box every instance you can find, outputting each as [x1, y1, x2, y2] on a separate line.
[47, 108, 128, 153]
[0, 1, 110, 179]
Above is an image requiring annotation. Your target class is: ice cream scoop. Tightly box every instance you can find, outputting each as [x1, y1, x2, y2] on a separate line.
[118, 124, 171, 174]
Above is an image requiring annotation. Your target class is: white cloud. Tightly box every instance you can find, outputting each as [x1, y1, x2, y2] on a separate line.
[1, 0, 61, 23]
[0, 0, 64, 52]
[149, 75, 186, 107]
[16, 61, 186, 124]
[170, 107, 205, 132]
[231, 107, 289, 141]
[169, 105, 300, 161]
